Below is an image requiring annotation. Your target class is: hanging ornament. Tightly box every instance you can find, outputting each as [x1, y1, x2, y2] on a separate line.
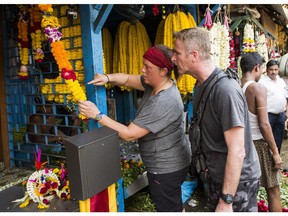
[243, 22, 255, 53]
[203, 5, 213, 30]
[161, 5, 166, 19]
[152, 4, 159, 16]
[17, 6, 30, 80]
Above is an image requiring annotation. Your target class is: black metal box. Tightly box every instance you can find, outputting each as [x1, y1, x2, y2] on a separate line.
[64, 126, 121, 200]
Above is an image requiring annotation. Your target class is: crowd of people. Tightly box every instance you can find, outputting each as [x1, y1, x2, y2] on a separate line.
[27, 26, 286, 212]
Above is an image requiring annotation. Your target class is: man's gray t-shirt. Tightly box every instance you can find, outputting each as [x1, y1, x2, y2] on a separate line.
[133, 76, 191, 174]
[193, 68, 261, 183]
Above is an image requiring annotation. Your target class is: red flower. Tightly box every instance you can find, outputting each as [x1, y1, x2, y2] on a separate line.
[60, 192, 67, 199]
[43, 199, 49, 205]
[19, 75, 29, 80]
[61, 68, 76, 81]
[152, 5, 159, 16]
[20, 41, 30, 48]
[39, 186, 48, 194]
[45, 182, 51, 189]
[82, 118, 89, 122]
[51, 182, 58, 189]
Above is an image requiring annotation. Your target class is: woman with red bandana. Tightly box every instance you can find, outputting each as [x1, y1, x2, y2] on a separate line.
[78, 45, 191, 212]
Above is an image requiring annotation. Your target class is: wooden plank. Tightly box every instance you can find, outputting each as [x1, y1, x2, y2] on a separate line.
[0, 5, 10, 168]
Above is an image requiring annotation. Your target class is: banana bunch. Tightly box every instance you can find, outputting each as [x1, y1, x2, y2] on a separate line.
[112, 20, 151, 91]
[155, 10, 197, 95]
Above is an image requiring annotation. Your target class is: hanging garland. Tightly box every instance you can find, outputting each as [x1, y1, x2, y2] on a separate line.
[255, 31, 269, 69]
[17, 6, 29, 80]
[29, 5, 44, 63]
[161, 7, 197, 95]
[38, 4, 87, 120]
[243, 22, 256, 53]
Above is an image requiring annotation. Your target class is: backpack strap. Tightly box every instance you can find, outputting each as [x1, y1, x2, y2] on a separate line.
[195, 71, 228, 124]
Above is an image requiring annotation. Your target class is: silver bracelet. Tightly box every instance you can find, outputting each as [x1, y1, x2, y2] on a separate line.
[104, 74, 110, 83]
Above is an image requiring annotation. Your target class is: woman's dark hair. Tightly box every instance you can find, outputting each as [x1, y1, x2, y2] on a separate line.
[266, 59, 279, 69]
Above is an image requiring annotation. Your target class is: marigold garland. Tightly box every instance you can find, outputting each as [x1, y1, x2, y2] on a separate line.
[17, 6, 29, 80]
[29, 6, 44, 63]
[39, 4, 87, 120]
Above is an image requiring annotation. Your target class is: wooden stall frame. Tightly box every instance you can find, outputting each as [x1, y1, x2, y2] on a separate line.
[0, 5, 10, 168]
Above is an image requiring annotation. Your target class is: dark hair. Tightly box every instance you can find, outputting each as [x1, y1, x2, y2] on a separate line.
[240, 52, 264, 74]
[266, 59, 279, 69]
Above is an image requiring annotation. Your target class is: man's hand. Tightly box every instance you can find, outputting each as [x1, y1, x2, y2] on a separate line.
[215, 199, 233, 212]
[272, 153, 283, 170]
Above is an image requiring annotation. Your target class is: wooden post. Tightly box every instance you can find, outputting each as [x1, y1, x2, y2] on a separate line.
[0, 5, 10, 168]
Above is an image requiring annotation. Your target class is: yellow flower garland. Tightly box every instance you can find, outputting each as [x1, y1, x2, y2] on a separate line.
[39, 4, 87, 120]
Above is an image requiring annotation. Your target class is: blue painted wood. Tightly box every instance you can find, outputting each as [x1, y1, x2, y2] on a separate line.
[93, 4, 113, 34]
[187, 101, 193, 124]
[80, 5, 111, 130]
[198, 4, 221, 27]
[183, 4, 198, 24]
[80, 6, 126, 211]
[124, 91, 136, 125]
[116, 178, 125, 212]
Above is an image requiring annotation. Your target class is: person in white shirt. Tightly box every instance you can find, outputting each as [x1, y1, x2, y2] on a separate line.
[258, 59, 288, 153]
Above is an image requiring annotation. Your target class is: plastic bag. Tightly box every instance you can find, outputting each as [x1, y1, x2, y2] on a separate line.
[181, 178, 198, 203]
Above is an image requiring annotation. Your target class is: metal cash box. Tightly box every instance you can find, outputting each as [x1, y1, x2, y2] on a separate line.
[64, 126, 121, 200]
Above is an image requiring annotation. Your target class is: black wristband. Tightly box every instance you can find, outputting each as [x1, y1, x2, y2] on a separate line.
[104, 74, 110, 83]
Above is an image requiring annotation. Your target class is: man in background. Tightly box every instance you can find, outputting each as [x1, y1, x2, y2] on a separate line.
[259, 59, 288, 153]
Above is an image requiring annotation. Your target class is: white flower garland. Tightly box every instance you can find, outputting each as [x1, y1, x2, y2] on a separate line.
[209, 22, 230, 70]
[255, 31, 269, 70]
[243, 23, 256, 53]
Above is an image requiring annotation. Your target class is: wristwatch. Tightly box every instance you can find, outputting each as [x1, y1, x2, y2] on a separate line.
[94, 112, 104, 121]
[220, 192, 234, 204]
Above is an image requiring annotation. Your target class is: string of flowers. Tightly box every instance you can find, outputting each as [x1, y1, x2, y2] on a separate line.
[203, 5, 213, 30]
[255, 31, 269, 70]
[243, 22, 256, 53]
[38, 4, 87, 120]
[12, 148, 70, 209]
[17, 6, 29, 80]
[29, 5, 44, 63]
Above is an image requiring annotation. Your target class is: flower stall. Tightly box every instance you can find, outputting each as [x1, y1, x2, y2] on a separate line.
[0, 3, 287, 213]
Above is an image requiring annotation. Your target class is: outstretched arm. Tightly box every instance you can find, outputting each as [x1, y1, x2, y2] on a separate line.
[88, 73, 145, 91]
[78, 100, 149, 141]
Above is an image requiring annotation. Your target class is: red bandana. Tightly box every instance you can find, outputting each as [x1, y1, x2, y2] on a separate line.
[143, 46, 174, 71]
